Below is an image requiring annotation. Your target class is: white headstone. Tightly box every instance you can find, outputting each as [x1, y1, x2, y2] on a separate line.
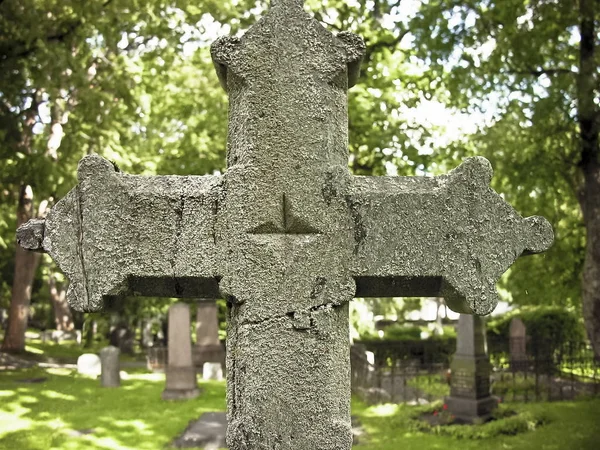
[77, 353, 101, 377]
[203, 362, 224, 381]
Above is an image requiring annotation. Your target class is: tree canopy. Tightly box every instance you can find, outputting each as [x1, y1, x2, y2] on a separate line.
[1, 0, 596, 354]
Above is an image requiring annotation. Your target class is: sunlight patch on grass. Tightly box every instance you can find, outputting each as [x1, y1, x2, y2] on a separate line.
[368, 403, 400, 417]
[14, 394, 38, 404]
[0, 410, 33, 433]
[77, 434, 130, 450]
[46, 368, 75, 376]
[122, 372, 164, 382]
[112, 419, 151, 433]
[41, 390, 77, 401]
[24, 344, 44, 354]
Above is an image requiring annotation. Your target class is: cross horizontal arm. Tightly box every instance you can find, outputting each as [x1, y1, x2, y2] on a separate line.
[23, 154, 223, 312]
[349, 157, 553, 315]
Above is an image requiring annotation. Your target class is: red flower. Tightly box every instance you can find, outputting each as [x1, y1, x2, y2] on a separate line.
[433, 411, 438, 416]
[443, 404, 448, 410]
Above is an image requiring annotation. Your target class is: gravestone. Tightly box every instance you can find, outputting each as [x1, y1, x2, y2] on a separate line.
[162, 303, 200, 400]
[446, 314, 497, 423]
[509, 318, 528, 371]
[109, 324, 134, 354]
[203, 362, 224, 381]
[100, 345, 120, 387]
[41, 329, 82, 344]
[77, 353, 101, 377]
[16, 0, 554, 448]
[193, 299, 225, 373]
[141, 319, 154, 348]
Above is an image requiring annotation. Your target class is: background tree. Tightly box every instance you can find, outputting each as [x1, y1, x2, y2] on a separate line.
[409, 0, 599, 356]
[2, 0, 586, 352]
[0, 0, 255, 351]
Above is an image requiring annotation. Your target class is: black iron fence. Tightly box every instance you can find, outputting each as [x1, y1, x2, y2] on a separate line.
[351, 338, 600, 405]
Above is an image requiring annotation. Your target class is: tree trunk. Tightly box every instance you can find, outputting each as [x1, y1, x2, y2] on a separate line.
[49, 273, 74, 332]
[1, 185, 41, 352]
[83, 319, 96, 348]
[577, 0, 600, 360]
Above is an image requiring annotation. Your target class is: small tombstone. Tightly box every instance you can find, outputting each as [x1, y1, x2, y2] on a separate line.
[445, 314, 497, 423]
[162, 303, 200, 400]
[109, 325, 134, 354]
[509, 318, 528, 371]
[203, 362, 223, 381]
[77, 353, 101, 377]
[141, 319, 154, 348]
[100, 346, 120, 387]
[194, 300, 225, 374]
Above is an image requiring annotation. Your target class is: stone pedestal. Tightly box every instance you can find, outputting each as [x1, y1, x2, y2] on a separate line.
[446, 314, 497, 423]
[162, 303, 200, 400]
[100, 346, 120, 387]
[194, 300, 225, 374]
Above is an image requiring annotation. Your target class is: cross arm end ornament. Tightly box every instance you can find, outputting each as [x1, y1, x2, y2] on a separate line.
[17, 154, 223, 312]
[16, 218, 46, 252]
[350, 156, 553, 315]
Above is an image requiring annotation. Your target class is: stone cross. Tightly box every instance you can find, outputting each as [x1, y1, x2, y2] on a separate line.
[446, 314, 497, 422]
[162, 302, 200, 400]
[17, 0, 553, 448]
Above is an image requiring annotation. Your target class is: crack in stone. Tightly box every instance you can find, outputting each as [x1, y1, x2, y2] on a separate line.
[212, 197, 219, 245]
[309, 277, 326, 300]
[75, 185, 91, 309]
[345, 195, 366, 255]
[171, 194, 185, 296]
[239, 301, 344, 330]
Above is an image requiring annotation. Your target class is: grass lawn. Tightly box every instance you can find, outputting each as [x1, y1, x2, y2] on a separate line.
[22, 338, 145, 364]
[1, 366, 600, 449]
[353, 397, 600, 450]
[0, 367, 225, 450]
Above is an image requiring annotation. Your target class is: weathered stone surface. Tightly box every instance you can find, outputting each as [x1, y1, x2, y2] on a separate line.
[446, 315, 497, 422]
[163, 303, 200, 400]
[351, 157, 554, 315]
[16, 0, 554, 448]
[16, 218, 45, 252]
[99, 345, 120, 388]
[44, 157, 221, 312]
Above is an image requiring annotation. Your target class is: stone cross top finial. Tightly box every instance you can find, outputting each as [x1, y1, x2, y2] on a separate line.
[270, 0, 305, 7]
[16, 2, 553, 449]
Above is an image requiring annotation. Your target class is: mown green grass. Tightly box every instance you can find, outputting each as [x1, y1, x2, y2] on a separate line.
[0, 367, 225, 450]
[1, 366, 599, 449]
[352, 396, 600, 449]
[23, 339, 144, 363]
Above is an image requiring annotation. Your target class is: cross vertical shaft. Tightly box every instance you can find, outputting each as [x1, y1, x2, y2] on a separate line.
[212, 2, 364, 447]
